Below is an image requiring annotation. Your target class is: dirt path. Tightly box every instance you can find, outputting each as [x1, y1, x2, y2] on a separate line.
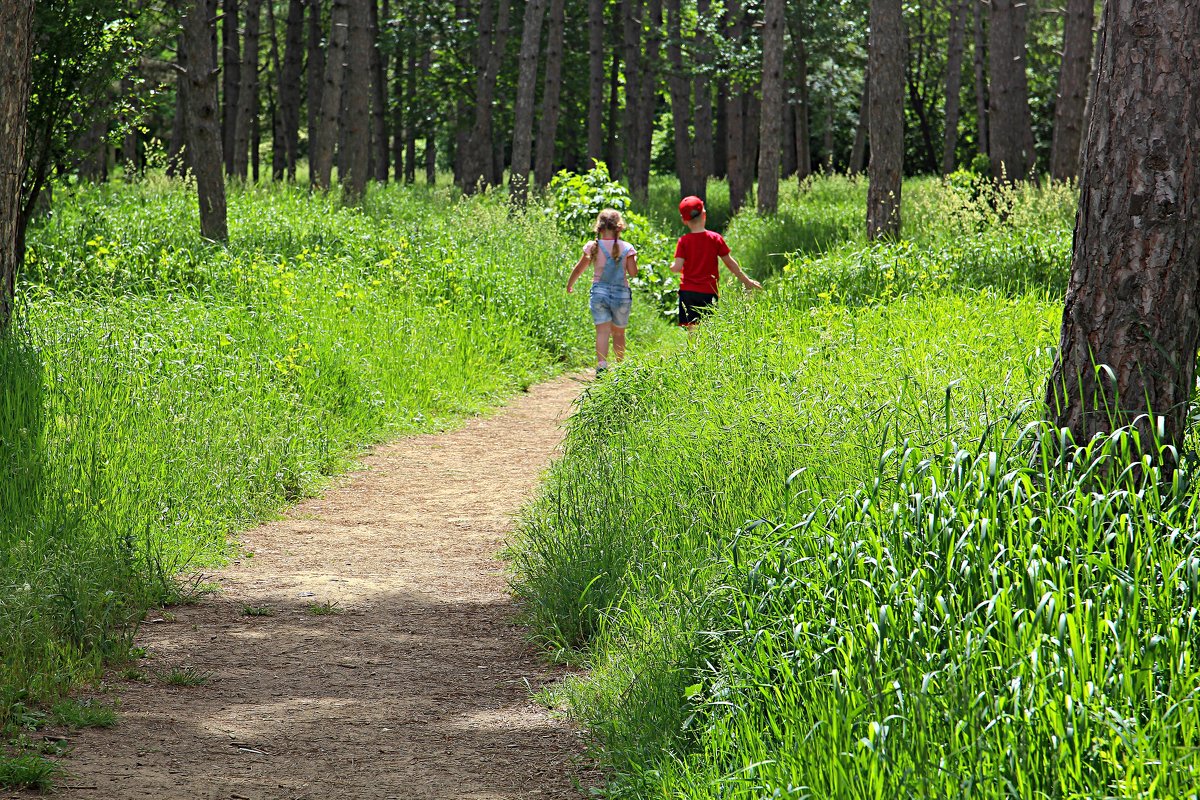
[37, 377, 590, 800]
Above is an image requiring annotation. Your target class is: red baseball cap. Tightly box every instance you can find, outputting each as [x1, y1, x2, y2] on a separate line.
[679, 196, 705, 221]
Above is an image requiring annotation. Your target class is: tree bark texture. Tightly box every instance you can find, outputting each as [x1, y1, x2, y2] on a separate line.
[791, 20, 812, 183]
[233, 0, 260, 180]
[1049, 0, 1095, 181]
[0, 0, 34, 331]
[279, 0, 303, 180]
[183, 0, 229, 241]
[509, 0, 548, 206]
[222, 0, 240, 175]
[462, 0, 512, 192]
[972, 0, 987, 156]
[756, 0, 785, 213]
[630, 0, 661, 200]
[586, 0, 605, 165]
[534, 0, 567, 187]
[942, 0, 966, 174]
[605, 42, 621, 174]
[1047, 0, 1200, 468]
[866, 0, 904, 240]
[342, 0, 371, 200]
[987, 0, 1035, 180]
[311, 0, 347, 190]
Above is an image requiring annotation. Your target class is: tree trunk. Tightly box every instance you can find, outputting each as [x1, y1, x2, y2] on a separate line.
[222, 0, 240, 175]
[183, 0, 228, 241]
[404, 37, 416, 183]
[534, 0, 567, 187]
[266, 0, 285, 180]
[1049, 0, 1094, 181]
[630, 0, 661, 200]
[726, 1, 748, 212]
[0, 0, 34, 331]
[307, 0, 325, 180]
[369, 0, 388, 182]
[391, 20, 404, 181]
[849, 70, 868, 174]
[509, 0, 548, 206]
[586, 0, 605, 166]
[342, 0, 371, 200]
[1046, 0, 1200, 473]
[987, 0, 1035, 180]
[605, 37, 622, 174]
[866, 0, 904, 240]
[233, 0, 260, 179]
[795, 31, 813, 182]
[972, 0, 987, 156]
[462, 0, 512, 192]
[666, 0, 697, 198]
[714, 86, 727, 179]
[279, 0, 303, 180]
[756, 0, 784, 213]
[311, 0, 347, 190]
[620, 0, 644, 182]
[942, 0, 966, 174]
[692, 0, 713, 197]
[823, 78, 835, 172]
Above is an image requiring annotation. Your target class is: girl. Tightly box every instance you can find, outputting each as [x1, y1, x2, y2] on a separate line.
[566, 208, 638, 375]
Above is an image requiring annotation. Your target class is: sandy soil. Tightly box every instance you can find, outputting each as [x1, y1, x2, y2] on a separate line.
[16, 376, 592, 800]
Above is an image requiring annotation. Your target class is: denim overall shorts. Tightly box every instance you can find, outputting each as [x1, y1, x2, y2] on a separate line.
[590, 241, 633, 328]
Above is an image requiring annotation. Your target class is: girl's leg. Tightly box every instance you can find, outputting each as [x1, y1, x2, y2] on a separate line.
[612, 326, 627, 361]
[595, 322, 611, 366]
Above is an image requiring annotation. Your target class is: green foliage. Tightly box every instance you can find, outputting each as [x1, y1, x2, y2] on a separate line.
[50, 698, 115, 729]
[509, 177, 1200, 799]
[0, 752, 62, 791]
[0, 177, 673, 729]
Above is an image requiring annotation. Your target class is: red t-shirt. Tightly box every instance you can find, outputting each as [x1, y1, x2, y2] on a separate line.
[674, 230, 731, 295]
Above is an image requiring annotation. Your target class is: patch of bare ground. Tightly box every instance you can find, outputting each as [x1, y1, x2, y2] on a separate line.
[13, 376, 592, 800]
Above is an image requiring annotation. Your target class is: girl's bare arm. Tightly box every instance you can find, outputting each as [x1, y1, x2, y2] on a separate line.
[625, 254, 639, 278]
[566, 255, 590, 293]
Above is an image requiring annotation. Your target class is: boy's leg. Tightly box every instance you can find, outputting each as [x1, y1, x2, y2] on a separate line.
[611, 326, 626, 361]
[595, 322, 612, 365]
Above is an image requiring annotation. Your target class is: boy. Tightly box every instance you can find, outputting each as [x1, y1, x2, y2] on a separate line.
[672, 196, 761, 328]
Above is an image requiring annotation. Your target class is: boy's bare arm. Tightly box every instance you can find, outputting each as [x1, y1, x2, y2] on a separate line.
[671, 257, 685, 274]
[566, 255, 590, 293]
[720, 253, 762, 290]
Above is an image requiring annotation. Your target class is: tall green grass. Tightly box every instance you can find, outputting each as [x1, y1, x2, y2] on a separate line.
[0, 177, 671, 728]
[513, 176, 1200, 798]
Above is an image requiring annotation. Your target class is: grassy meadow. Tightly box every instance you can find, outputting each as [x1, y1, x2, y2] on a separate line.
[513, 176, 1200, 798]
[0, 177, 672, 739]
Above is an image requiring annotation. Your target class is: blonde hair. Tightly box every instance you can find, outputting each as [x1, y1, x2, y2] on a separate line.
[592, 208, 626, 263]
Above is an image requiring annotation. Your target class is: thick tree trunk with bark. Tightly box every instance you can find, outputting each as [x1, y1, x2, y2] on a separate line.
[987, 0, 1035, 180]
[222, 0, 240, 175]
[183, 0, 228, 240]
[866, 0, 904, 240]
[311, 0, 346, 189]
[1046, 0, 1200, 472]
[972, 0, 988, 156]
[279, 0, 303, 180]
[0, 0, 34, 331]
[1050, 0, 1095, 181]
[587, 0, 605, 165]
[342, 0, 371, 200]
[462, 0, 512, 192]
[233, 0, 260, 179]
[756, 0, 785, 213]
[534, 0, 566, 187]
[509, 0, 548, 206]
[942, 0, 966, 174]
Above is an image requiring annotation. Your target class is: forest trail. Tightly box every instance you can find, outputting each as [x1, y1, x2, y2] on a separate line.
[36, 377, 590, 800]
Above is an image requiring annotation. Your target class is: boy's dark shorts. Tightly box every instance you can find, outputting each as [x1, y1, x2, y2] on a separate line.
[678, 290, 718, 326]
